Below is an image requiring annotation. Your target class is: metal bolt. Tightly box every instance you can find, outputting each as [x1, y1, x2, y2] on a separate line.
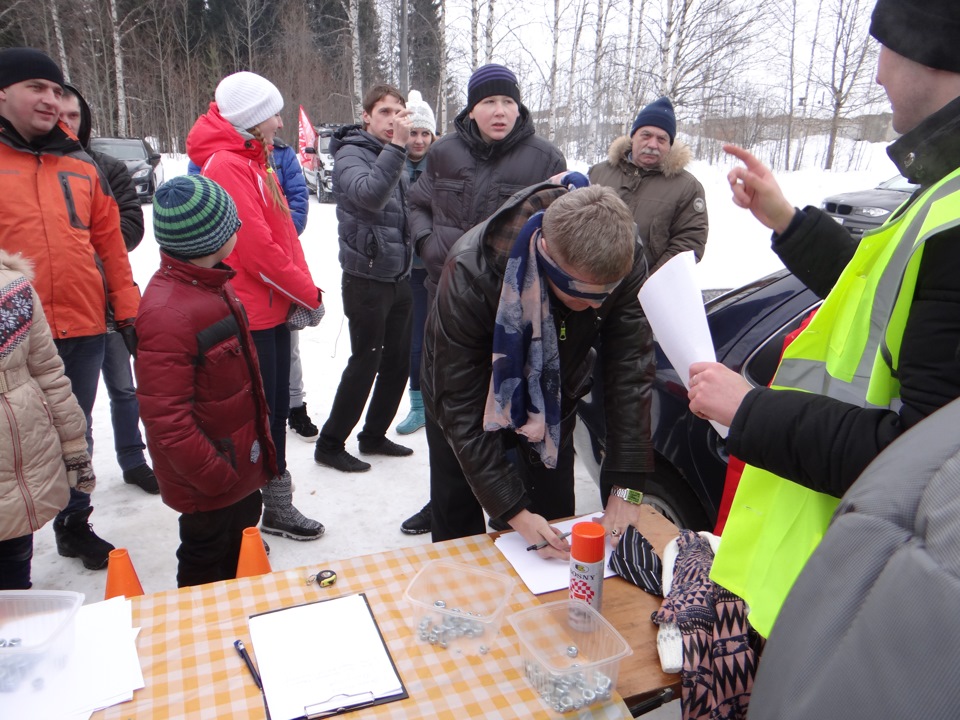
[566, 645, 579, 658]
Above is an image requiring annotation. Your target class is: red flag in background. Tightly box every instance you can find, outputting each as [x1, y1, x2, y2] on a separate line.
[298, 105, 317, 168]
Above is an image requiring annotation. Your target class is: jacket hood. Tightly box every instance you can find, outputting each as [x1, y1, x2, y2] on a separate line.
[453, 103, 536, 161]
[606, 134, 692, 178]
[63, 84, 92, 147]
[0, 249, 34, 280]
[186, 102, 265, 169]
[158, 250, 236, 288]
[329, 124, 383, 156]
[479, 183, 567, 275]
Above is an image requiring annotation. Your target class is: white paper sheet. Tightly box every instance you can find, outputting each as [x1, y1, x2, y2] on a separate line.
[638, 251, 729, 437]
[248, 593, 405, 720]
[493, 515, 616, 595]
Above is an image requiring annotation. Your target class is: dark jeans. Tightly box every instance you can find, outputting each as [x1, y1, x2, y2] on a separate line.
[54, 334, 105, 519]
[408, 267, 428, 391]
[426, 415, 576, 542]
[319, 274, 412, 448]
[176, 490, 262, 587]
[101, 330, 147, 472]
[0, 534, 34, 590]
[251, 325, 292, 476]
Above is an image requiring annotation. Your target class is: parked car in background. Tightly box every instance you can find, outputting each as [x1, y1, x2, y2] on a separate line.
[821, 174, 918, 239]
[301, 125, 339, 203]
[574, 269, 821, 530]
[89, 136, 164, 202]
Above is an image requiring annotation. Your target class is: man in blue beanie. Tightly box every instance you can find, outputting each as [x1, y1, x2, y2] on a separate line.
[590, 96, 708, 274]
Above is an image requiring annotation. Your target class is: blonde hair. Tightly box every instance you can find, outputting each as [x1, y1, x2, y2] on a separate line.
[542, 186, 636, 282]
[248, 125, 290, 216]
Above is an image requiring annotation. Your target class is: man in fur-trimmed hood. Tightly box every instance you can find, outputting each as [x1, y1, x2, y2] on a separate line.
[589, 97, 708, 273]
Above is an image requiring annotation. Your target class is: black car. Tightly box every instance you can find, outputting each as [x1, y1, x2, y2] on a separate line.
[820, 174, 918, 239]
[89, 136, 164, 202]
[574, 269, 820, 530]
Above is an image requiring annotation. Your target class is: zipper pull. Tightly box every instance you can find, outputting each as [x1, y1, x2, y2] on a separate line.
[559, 321, 567, 341]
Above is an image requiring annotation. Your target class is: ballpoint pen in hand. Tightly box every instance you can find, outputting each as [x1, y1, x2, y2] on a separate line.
[526, 530, 572, 552]
[234, 639, 263, 690]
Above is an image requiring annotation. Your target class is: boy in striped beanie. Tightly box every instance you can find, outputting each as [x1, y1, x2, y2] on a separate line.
[134, 175, 279, 588]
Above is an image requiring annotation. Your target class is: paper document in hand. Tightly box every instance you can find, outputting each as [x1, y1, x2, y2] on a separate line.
[248, 593, 406, 719]
[494, 515, 616, 595]
[638, 251, 729, 437]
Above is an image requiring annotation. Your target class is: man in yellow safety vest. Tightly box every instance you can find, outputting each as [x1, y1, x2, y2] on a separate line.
[687, 0, 960, 638]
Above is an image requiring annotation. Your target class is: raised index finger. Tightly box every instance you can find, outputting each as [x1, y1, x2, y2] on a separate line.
[723, 143, 763, 171]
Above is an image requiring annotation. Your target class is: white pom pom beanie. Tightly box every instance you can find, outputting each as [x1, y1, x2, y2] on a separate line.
[215, 71, 284, 131]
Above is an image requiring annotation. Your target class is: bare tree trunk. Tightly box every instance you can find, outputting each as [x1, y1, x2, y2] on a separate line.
[548, 0, 560, 142]
[586, 0, 608, 163]
[471, 0, 479, 70]
[340, 0, 364, 117]
[794, 0, 824, 170]
[399, 0, 408, 93]
[48, 0, 70, 83]
[108, 0, 128, 136]
[439, 0, 449, 130]
[484, 0, 496, 63]
[658, 0, 674, 95]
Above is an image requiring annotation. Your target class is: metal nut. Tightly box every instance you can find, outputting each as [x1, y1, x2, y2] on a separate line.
[566, 645, 579, 658]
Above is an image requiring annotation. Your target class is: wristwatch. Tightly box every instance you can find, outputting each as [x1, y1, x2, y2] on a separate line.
[610, 486, 644, 505]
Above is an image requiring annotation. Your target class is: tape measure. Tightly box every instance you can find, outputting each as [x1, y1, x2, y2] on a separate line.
[315, 569, 337, 587]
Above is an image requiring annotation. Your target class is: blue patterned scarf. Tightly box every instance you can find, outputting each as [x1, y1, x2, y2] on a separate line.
[483, 212, 562, 467]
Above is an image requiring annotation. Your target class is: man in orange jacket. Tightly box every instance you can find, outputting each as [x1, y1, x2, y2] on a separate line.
[0, 48, 141, 571]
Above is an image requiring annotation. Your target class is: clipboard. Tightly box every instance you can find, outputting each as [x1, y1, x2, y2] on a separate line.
[248, 592, 408, 719]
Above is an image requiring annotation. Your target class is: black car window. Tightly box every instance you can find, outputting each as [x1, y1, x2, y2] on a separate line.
[89, 139, 147, 161]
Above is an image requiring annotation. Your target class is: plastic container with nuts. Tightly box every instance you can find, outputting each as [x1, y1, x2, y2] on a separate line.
[403, 559, 515, 656]
[508, 599, 632, 714]
[0, 590, 84, 693]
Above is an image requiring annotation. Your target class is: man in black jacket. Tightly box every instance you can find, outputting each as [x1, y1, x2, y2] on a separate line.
[422, 183, 655, 549]
[59, 85, 159, 496]
[314, 84, 416, 473]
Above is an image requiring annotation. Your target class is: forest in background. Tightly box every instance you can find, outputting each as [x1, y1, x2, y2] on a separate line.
[0, 0, 887, 170]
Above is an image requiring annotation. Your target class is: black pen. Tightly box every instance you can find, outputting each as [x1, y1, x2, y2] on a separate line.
[526, 530, 572, 551]
[234, 639, 263, 690]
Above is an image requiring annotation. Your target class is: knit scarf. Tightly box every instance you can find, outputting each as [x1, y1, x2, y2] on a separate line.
[483, 212, 562, 468]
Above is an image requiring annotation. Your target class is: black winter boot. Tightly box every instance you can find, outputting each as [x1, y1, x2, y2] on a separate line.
[288, 403, 320, 442]
[54, 507, 115, 570]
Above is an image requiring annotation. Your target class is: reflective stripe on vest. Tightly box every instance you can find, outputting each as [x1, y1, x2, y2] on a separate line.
[710, 167, 960, 639]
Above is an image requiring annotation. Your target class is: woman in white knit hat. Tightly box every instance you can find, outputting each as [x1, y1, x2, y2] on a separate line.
[186, 71, 325, 542]
[396, 90, 436, 534]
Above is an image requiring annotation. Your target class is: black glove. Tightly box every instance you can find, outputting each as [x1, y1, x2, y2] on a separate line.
[117, 322, 138, 357]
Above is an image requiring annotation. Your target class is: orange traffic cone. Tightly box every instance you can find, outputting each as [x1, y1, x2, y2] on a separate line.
[104, 548, 145, 600]
[236, 527, 272, 578]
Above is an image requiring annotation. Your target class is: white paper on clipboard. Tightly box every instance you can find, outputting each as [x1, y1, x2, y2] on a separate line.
[248, 593, 405, 719]
[638, 251, 729, 438]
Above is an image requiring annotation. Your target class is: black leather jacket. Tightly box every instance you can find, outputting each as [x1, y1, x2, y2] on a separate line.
[421, 183, 655, 521]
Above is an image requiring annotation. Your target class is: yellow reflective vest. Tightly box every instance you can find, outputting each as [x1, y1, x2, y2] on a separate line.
[710, 166, 960, 638]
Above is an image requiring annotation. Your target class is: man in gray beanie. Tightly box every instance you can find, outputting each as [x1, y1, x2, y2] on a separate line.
[683, 2, 960, 713]
[589, 96, 708, 274]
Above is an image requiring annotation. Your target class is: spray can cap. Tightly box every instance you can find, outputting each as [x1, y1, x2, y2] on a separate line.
[571, 521, 605, 563]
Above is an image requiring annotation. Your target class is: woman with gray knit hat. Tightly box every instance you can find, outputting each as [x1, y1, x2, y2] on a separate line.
[186, 71, 325, 542]
[403, 64, 566, 536]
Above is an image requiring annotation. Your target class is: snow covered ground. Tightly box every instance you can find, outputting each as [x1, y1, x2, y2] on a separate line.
[29, 143, 900, 604]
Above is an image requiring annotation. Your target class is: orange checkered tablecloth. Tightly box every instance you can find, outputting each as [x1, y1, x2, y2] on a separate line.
[94, 534, 631, 719]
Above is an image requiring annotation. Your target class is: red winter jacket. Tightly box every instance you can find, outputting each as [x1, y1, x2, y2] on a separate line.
[186, 104, 319, 331]
[134, 253, 276, 514]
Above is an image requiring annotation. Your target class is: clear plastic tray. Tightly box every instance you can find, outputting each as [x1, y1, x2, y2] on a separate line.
[508, 599, 632, 714]
[0, 590, 84, 692]
[404, 559, 515, 656]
